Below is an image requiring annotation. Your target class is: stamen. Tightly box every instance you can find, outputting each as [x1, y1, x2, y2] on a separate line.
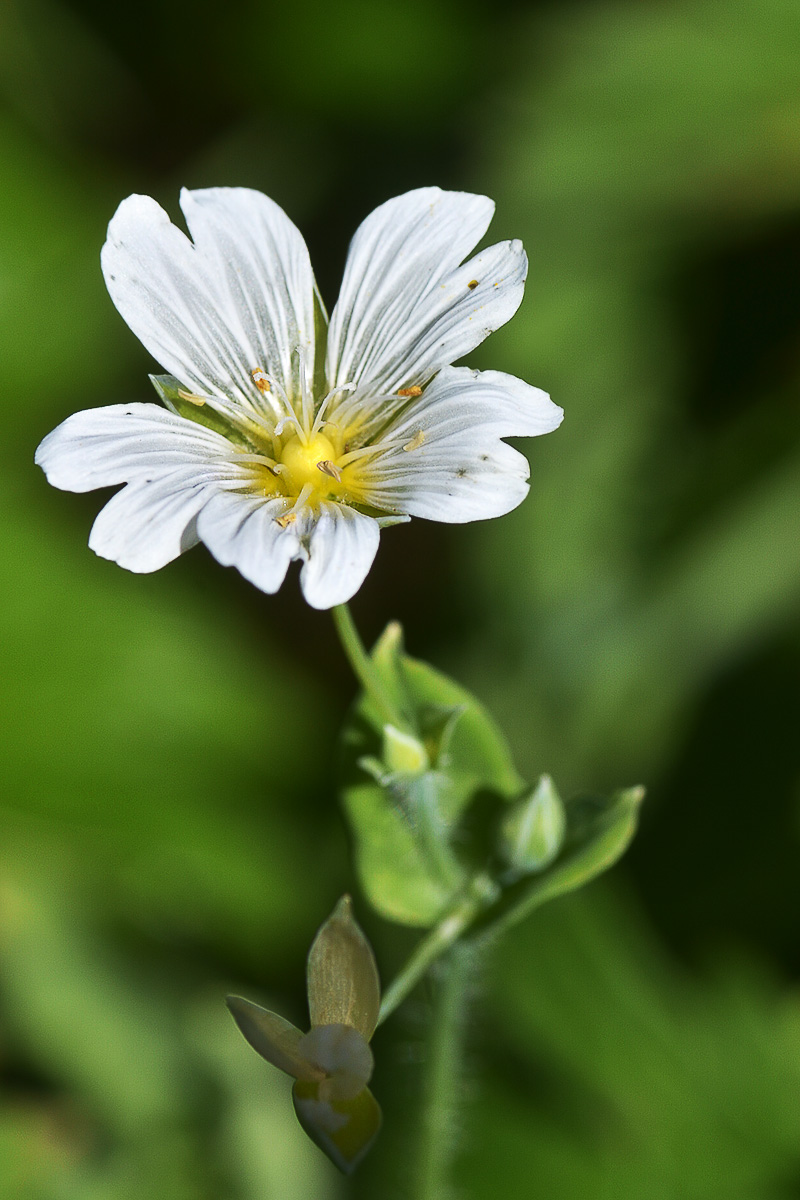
[317, 460, 342, 481]
[274, 481, 315, 527]
[275, 415, 303, 441]
[402, 430, 426, 452]
[185, 389, 279, 452]
[177, 389, 207, 406]
[338, 437, 405, 467]
[310, 381, 356, 438]
[249, 365, 305, 444]
[296, 344, 313, 434]
[332, 388, 414, 436]
[229, 451, 281, 473]
[251, 368, 272, 393]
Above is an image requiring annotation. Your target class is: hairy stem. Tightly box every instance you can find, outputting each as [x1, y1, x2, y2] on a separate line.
[378, 876, 493, 1024]
[415, 944, 475, 1200]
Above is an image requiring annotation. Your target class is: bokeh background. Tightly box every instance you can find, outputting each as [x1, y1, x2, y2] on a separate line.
[2, 0, 800, 1196]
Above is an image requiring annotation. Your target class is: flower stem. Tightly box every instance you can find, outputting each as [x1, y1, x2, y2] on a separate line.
[414, 943, 475, 1200]
[331, 603, 404, 729]
[377, 876, 493, 1025]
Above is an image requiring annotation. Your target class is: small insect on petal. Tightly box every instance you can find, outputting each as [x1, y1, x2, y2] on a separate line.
[317, 459, 343, 481]
[397, 385, 423, 397]
[275, 511, 297, 529]
[467, 279, 479, 290]
[251, 367, 272, 393]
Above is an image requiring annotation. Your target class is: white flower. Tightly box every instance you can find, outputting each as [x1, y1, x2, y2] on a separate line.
[35, 187, 563, 608]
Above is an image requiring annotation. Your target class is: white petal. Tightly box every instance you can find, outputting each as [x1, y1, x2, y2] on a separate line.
[101, 188, 318, 411]
[386, 366, 563, 441]
[360, 366, 563, 523]
[195, 491, 301, 595]
[326, 188, 526, 397]
[35, 403, 237, 492]
[299, 504, 380, 610]
[89, 468, 225, 572]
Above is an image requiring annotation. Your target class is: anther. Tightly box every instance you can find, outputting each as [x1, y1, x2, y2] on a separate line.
[317, 460, 343, 481]
[397, 385, 423, 398]
[177, 389, 207, 406]
[275, 511, 296, 529]
[251, 368, 272, 393]
[403, 431, 426, 452]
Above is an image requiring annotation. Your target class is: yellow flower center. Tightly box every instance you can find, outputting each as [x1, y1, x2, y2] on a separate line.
[279, 431, 339, 494]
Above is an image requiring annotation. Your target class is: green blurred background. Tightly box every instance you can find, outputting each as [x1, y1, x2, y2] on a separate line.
[2, 0, 800, 1195]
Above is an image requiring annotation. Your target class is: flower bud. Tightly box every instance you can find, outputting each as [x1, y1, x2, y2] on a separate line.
[382, 723, 429, 776]
[227, 897, 382, 1174]
[499, 775, 566, 874]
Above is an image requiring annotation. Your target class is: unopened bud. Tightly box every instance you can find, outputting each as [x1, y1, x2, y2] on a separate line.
[499, 775, 566, 874]
[382, 724, 429, 776]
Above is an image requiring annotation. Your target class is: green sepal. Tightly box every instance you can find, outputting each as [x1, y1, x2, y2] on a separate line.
[364, 624, 523, 805]
[306, 896, 381, 1040]
[292, 1079, 382, 1175]
[225, 995, 321, 1081]
[476, 786, 645, 939]
[340, 623, 524, 927]
[149, 374, 249, 445]
[311, 287, 329, 401]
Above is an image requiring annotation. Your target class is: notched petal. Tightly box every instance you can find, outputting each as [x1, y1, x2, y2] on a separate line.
[226, 995, 324, 1081]
[306, 896, 381, 1039]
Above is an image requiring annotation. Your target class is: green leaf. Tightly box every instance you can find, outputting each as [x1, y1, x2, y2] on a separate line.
[225, 996, 318, 1081]
[341, 775, 462, 926]
[340, 623, 524, 926]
